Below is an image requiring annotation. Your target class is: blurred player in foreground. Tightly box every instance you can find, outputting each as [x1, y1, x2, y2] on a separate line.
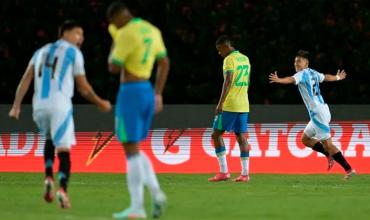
[107, 1, 170, 219]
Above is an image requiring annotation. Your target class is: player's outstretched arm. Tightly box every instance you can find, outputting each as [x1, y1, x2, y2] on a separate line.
[75, 75, 112, 112]
[324, 69, 346, 82]
[9, 64, 34, 120]
[269, 71, 295, 84]
[154, 56, 170, 113]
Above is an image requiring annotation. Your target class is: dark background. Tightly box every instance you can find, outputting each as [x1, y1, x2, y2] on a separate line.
[1, 0, 369, 105]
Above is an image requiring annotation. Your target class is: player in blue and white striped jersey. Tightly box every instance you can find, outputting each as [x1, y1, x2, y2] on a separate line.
[269, 50, 355, 180]
[9, 20, 112, 208]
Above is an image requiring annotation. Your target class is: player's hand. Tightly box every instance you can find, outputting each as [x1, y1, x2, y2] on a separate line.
[155, 94, 163, 114]
[9, 105, 21, 120]
[98, 100, 112, 112]
[336, 69, 346, 80]
[269, 71, 280, 83]
[215, 104, 223, 115]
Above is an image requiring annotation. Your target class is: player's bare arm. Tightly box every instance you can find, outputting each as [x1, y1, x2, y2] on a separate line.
[324, 69, 347, 82]
[75, 75, 112, 112]
[154, 56, 170, 113]
[216, 71, 233, 114]
[8, 64, 35, 120]
[269, 71, 295, 84]
[107, 54, 121, 74]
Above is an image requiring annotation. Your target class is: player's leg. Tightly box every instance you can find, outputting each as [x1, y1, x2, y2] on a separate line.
[208, 112, 235, 181]
[321, 138, 355, 179]
[139, 85, 166, 218]
[233, 112, 250, 182]
[112, 142, 146, 219]
[313, 105, 354, 179]
[302, 121, 329, 156]
[33, 109, 55, 202]
[51, 109, 75, 208]
[43, 139, 55, 202]
[113, 83, 149, 219]
[302, 121, 334, 170]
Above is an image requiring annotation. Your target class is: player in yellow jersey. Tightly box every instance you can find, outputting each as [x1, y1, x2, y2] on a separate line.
[208, 35, 251, 183]
[106, 1, 170, 219]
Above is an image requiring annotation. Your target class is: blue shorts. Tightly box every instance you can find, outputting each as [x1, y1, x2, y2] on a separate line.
[213, 111, 249, 133]
[115, 81, 154, 143]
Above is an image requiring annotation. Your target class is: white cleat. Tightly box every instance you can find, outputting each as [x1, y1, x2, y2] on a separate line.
[344, 169, 356, 180]
[112, 208, 147, 219]
[152, 191, 167, 219]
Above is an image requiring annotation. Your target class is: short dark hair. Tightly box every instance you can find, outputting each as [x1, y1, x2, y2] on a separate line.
[107, 1, 128, 20]
[216, 35, 233, 46]
[58, 20, 82, 37]
[296, 50, 310, 60]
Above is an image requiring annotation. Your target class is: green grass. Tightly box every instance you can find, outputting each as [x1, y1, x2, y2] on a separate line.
[0, 173, 370, 220]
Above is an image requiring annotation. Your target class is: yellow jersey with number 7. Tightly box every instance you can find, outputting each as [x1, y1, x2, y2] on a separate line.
[222, 50, 251, 112]
[110, 18, 167, 79]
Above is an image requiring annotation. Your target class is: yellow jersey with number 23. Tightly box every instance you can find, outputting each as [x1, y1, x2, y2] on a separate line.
[110, 18, 167, 79]
[222, 50, 251, 112]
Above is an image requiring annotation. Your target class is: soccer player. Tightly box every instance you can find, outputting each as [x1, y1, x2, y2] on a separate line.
[208, 35, 251, 182]
[8, 20, 112, 208]
[106, 1, 170, 219]
[269, 50, 356, 180]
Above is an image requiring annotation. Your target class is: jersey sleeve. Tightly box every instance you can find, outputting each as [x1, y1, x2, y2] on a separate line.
[28, 49, 39, 65]
[293, 70, 304, 85]
[314, 70, 325, 83]
[154, 32, 167, 60]
[108, 24, 118, 40]
[223, 56, 234, 74]
[110, 31, 137, 66]
[73, 49, 85, 76]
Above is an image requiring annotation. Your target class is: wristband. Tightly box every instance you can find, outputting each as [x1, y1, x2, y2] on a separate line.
[336, 75, 340, 80]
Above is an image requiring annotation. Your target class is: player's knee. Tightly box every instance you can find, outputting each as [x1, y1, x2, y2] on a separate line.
[301, 134, 310, 146]
[211, 131, 222, 140]
[234, 132, 245, 140]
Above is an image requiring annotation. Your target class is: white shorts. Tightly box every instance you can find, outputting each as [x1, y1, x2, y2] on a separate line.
[33, 108, 76, 148]
[304, 104, 331, 141]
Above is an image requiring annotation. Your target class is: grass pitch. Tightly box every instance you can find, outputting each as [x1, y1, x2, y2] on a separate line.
[0, 173, 369, 220]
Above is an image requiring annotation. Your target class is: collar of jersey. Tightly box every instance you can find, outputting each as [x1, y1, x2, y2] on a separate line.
[129, 17, 142, 24]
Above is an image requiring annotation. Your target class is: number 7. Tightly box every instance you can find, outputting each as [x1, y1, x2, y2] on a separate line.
[141, 37, 153, 64]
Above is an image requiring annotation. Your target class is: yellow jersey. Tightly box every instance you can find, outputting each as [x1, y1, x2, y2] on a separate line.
[110, 18, 167, 79]
[222, 50, 251, 112]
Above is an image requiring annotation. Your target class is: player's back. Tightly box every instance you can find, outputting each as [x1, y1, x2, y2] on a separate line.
[112, 18, 167, 79]
[31, 39, 85, 111]
[223, 51, 251, 112]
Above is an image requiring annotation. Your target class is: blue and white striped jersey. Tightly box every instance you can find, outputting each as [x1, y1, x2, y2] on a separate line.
[30, 39, 85, 110]
[293, 68, 326, 114]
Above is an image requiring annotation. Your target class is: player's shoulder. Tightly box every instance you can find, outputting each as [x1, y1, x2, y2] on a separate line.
[308, 67, 322, 75]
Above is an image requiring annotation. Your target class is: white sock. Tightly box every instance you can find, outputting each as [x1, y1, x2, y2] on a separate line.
[241, 157, 249, 176]
[139, 151, 161, 198]
[217, 154, 228, 173]
[126, 154, 144, 212]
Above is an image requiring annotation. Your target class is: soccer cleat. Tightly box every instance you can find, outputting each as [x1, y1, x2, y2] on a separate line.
[152, 190, 167, 219]
[344, 169, 356, 180]
[112, 208, 147, 219]
[43, 177, 54, 203]
[232, 175, 250, 182]
[208, 172, 230, 182]
[327, 156, 335, 171]
[56, 189, 71, 209]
